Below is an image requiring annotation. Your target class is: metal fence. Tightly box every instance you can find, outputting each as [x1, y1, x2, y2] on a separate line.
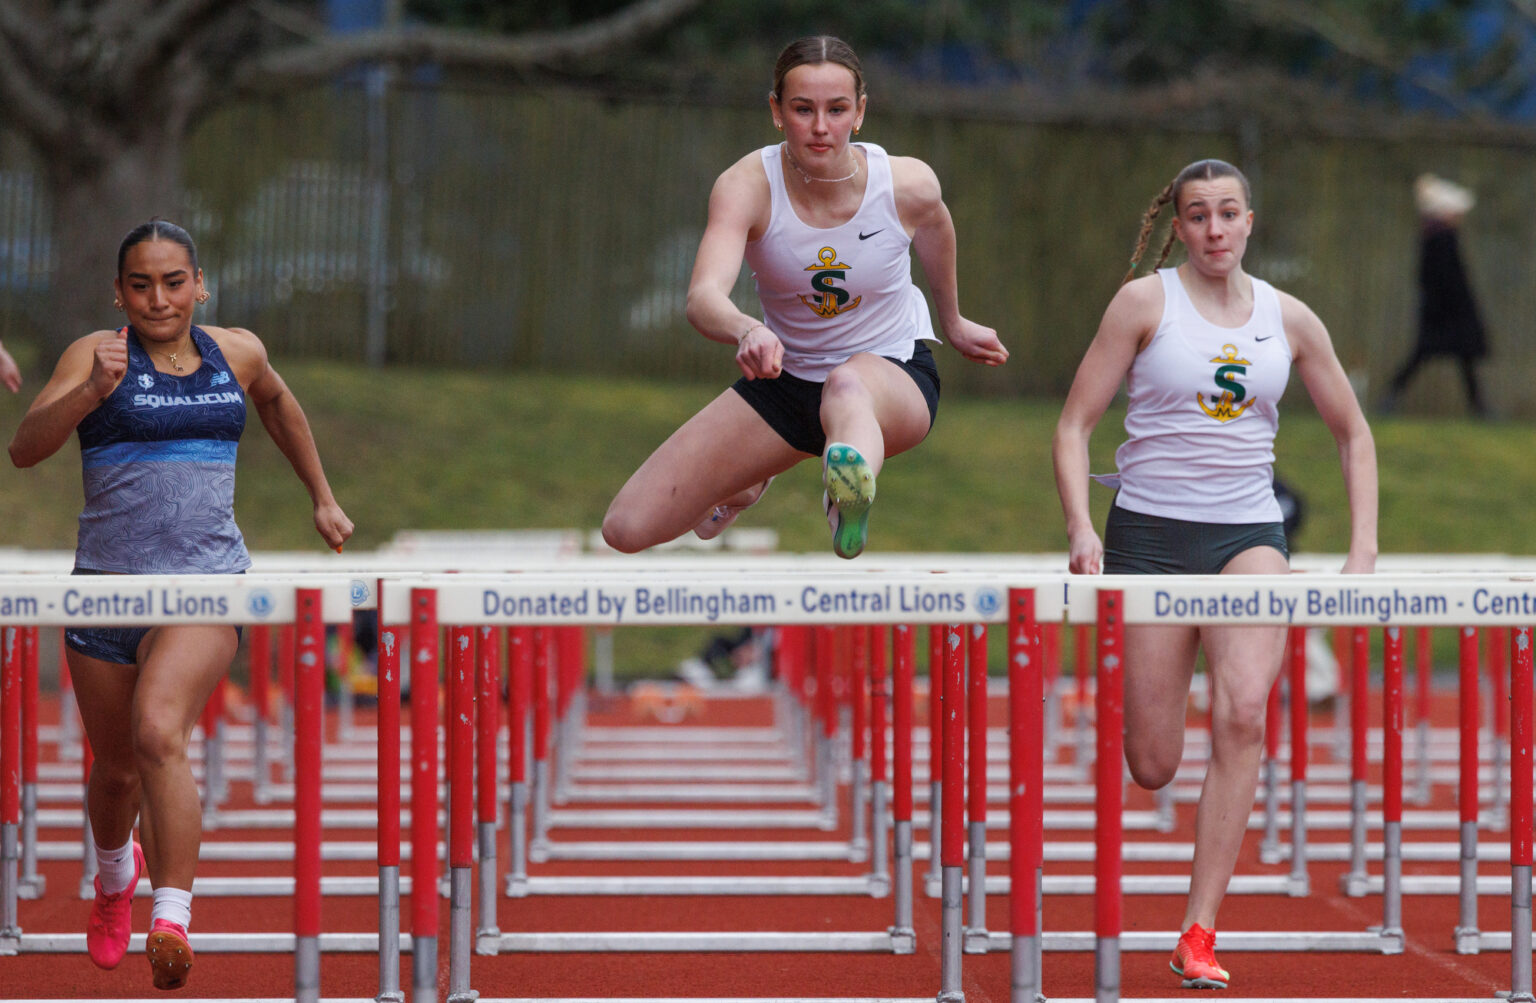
[3, 84, 1535, 413]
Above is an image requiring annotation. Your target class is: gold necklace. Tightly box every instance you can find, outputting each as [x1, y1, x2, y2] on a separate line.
[782, 143, 859, 184]
[148, 345, 188, 372]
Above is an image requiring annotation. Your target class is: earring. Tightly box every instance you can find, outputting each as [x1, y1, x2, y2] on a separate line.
[196, 290, 210, 304]
[113, 298, 123, 311]
[775, 122, 783, 131]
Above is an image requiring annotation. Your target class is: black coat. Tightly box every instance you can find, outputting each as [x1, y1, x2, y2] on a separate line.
[1416, 223, 1488, 359]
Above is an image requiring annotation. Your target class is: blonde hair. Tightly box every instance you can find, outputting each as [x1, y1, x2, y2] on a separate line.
[1122, 159, 1252, 285]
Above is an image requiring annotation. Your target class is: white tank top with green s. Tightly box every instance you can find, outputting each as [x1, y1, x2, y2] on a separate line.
[1105, 267, 1293, 524]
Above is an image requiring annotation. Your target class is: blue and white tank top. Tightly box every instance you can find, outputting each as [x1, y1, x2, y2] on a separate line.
[745, 143, 938, 380]
[75, 326, 251, 573]
[1110, 268, 1293, 524]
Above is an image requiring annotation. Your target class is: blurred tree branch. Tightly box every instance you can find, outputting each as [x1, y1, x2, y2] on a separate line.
[0, 0, 704, 353]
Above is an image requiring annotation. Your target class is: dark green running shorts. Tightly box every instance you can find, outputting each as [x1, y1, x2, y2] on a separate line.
[1102, 504, 1288, 575]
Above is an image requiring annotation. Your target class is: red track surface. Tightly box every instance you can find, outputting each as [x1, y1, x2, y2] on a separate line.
[3, 691, 1523, 1000]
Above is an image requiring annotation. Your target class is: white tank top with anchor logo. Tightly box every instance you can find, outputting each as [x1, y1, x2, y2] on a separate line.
[745, 142, 938, 381]
[1107, 267, 1293, 524]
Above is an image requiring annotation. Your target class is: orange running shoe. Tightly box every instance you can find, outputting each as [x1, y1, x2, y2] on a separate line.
[86, 842, 144, 970]
[1171, 923, 1229, 990]
[146, 918, 194, 990]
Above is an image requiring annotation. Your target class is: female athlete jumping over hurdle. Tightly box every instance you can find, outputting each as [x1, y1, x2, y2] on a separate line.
[1052, 159, 1377, 990]
[8, 220, 353, 990]
[602, 35, 1006, 560]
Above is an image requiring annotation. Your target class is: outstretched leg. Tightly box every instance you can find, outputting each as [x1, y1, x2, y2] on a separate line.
[1183, 545, 1289, 932]
[603, 389, 807, 553]
[131, 625, 238, 893]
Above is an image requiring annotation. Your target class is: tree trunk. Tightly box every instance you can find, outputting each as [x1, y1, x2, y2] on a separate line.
[45, 137, 184, 356]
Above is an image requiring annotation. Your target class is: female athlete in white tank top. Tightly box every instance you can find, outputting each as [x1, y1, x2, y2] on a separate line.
[602, 36, 1006, 560]
[1053, 160, 1377, 990]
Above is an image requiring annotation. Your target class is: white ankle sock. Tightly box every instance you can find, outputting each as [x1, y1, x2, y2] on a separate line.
[94, 838, 136, 895]
[152, 886, 193, 930]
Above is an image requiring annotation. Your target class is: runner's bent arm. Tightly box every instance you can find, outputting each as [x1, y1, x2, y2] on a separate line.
[220, 327, 353, 550]
[8, 332, 125, 468]
[1052, 277, 1159, 575]
[896, 157, 1007, 367]
[685, 156, 782, 380]
[1283, 294, 1377, 574]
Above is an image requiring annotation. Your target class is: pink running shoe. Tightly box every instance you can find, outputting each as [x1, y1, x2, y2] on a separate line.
[694, 476, 774, 541]
[146, 918, 194, 991]
[1171, 922, 1230, 990]
[86, 842, 144, 970]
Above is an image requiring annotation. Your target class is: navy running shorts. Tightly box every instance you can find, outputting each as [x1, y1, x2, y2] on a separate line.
[730, 341, 940, 456]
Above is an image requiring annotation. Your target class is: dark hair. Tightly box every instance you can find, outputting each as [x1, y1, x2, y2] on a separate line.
[117, 219, 199, 276]
[772, 36, 865, 101]
[1122, 159, 1252, 284]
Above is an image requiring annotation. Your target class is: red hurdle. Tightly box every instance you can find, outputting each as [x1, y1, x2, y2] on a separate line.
[375, 599, 405, 1003]
[293, 589, 324, 1003]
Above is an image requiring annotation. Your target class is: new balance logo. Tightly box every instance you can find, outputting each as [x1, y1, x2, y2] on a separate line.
[209, 371, 230, 387]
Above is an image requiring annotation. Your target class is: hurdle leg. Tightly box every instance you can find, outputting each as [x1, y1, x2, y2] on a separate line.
[375, 616, 405, 1003]
[475, 626, 503, 955]
[280, 623, 296, 783]
[850, 625, 870, 862]
[937, 624, 965, 1003]
[1490, 626, 1510, 831]
[1009, 589, 1044, 1003]
[1455, 625, 1481, 953]
[294, 590, 325, 1003]
[1506, 626, 1533, 1002]
[814, 626, 839, 832]
[1342, 626, 1371, 897]
[447, 626, 478, 1002]
[2, 626, 21, 952]
[1094, 591, 1124, 1003]
[0, 821, 16, 953]
[1376, 627, 1405, 951]
[530, 627, 553, 858]
[890, 624, 916, 953]
[18, 628, 40, 898]
[1414, 626, 1433, 806]
[869, 624, 890, 896]
[1286, 628, 1310, 897]
[963, 624, 989, 954]
[409, 590, 441, 1003]
[926, 625, 943, 898]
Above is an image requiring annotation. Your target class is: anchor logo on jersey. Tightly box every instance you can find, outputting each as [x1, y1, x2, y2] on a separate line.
[1197, 344, 1257, 423]
[138, 373, 155, 389]
[798, 246, 862, 319]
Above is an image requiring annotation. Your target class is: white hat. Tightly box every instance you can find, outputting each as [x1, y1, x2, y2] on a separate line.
[1415, 173, 1475, 219]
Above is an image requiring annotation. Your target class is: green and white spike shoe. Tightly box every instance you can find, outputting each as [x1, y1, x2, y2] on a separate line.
[823, 442, 876, 559]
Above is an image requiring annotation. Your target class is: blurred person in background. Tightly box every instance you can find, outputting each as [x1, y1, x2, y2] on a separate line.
[1379, 173, 1489, 417]
[1053, 158, 1377, 991]
[7, 219, 352, 991]
[602, 35, 1007, 560]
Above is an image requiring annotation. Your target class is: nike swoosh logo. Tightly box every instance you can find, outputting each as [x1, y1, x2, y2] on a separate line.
[858, 229, 884, 240]
[1255, 335, 1274, 342]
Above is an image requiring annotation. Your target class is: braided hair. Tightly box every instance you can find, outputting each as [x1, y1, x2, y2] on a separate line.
[1122, 159, 1251, 285]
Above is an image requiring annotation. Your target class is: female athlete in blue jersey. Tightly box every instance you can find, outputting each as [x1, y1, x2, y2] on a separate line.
[8, 220, 352, 990]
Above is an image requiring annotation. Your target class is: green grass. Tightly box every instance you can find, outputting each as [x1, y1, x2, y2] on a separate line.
[2, 361, 1531, 677]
